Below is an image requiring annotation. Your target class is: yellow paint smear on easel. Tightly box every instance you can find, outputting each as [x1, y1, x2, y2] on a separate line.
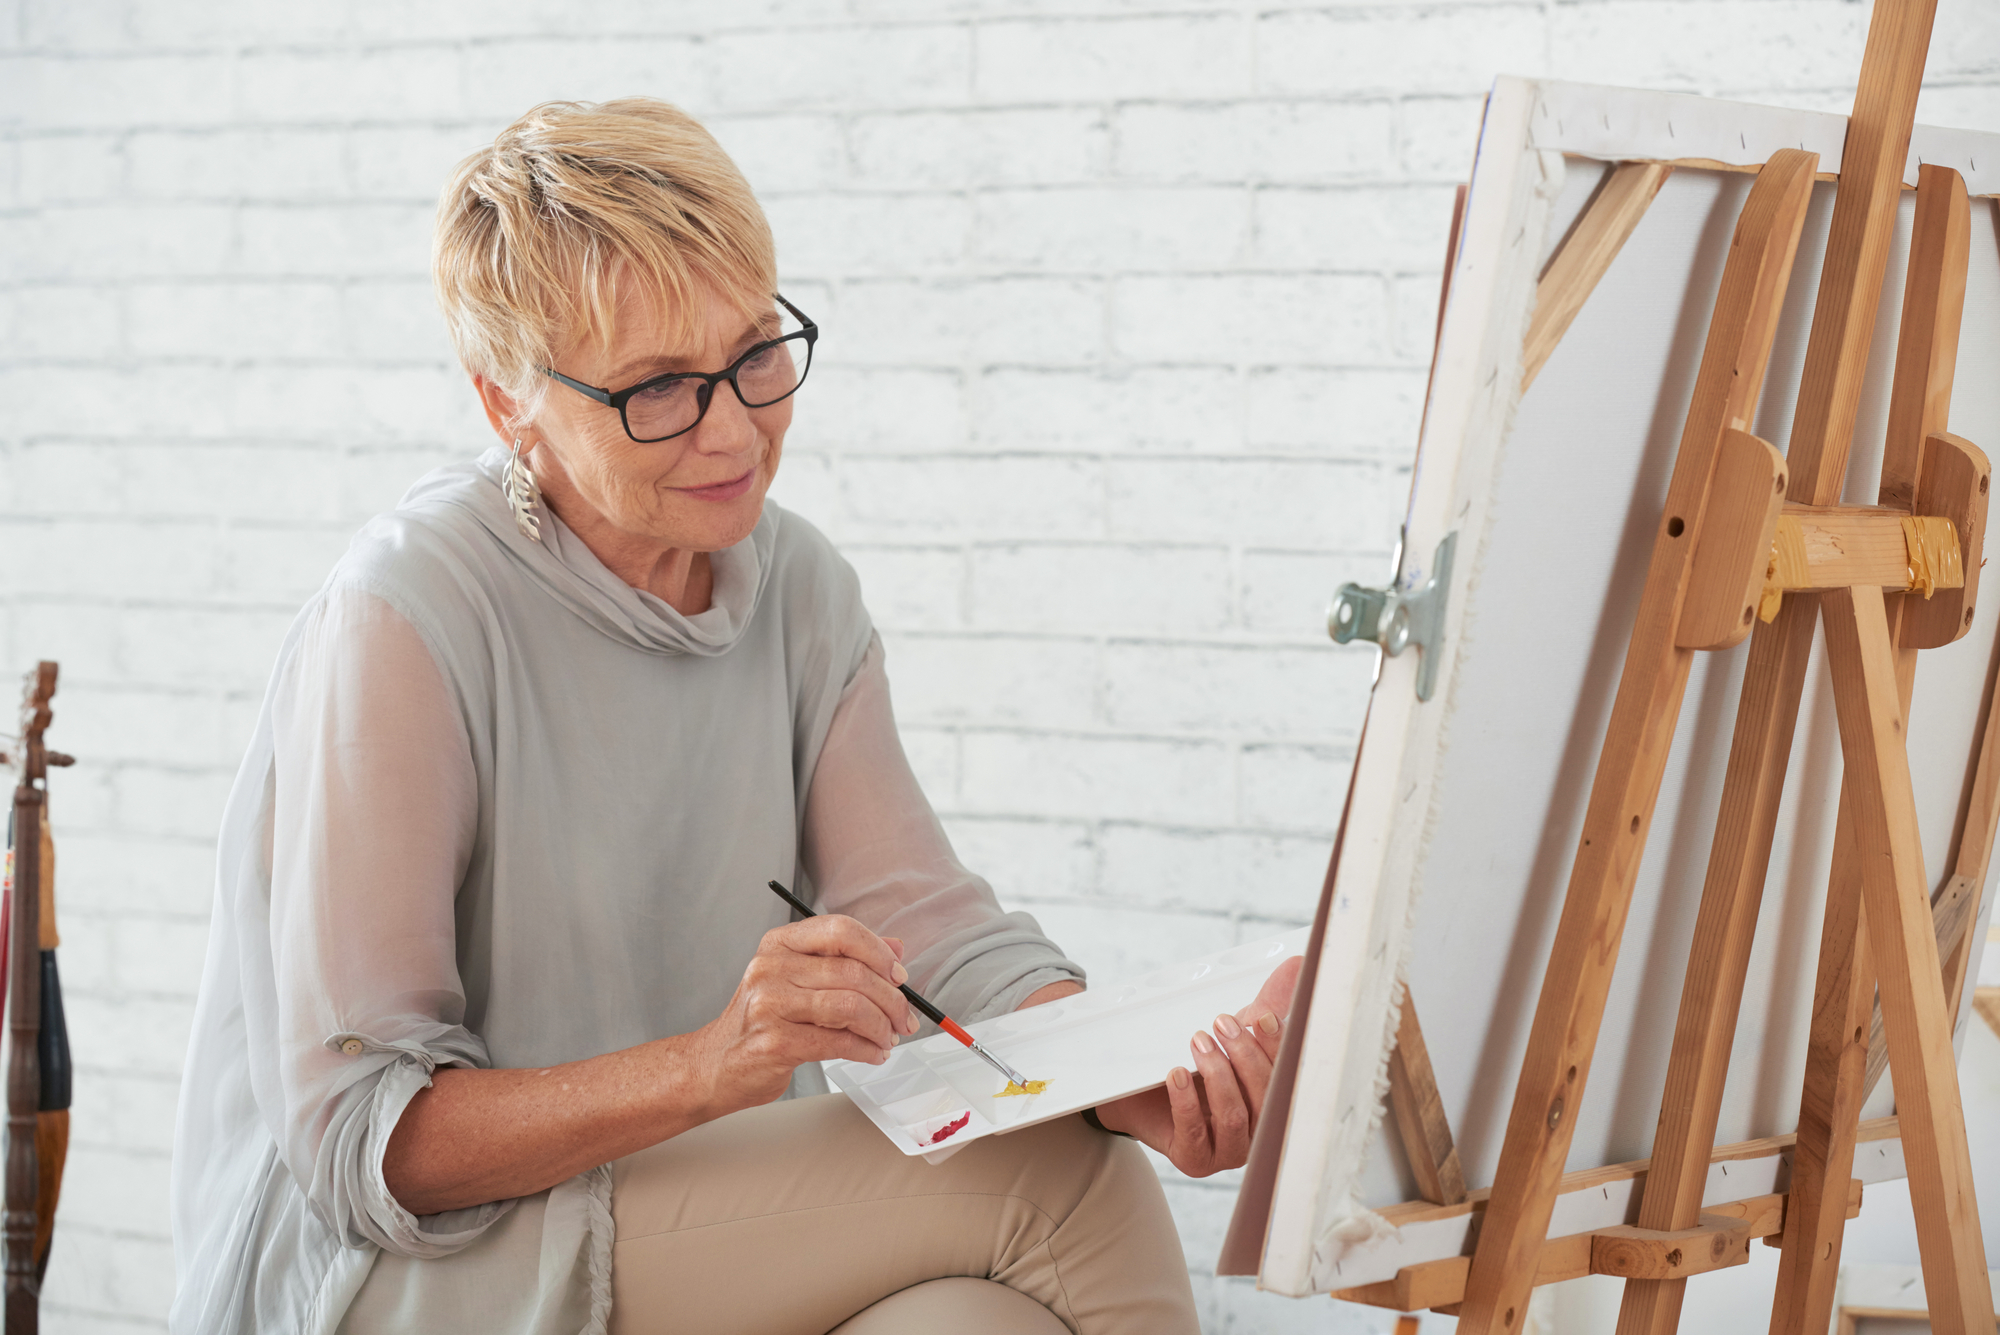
[1902, 514, 1960, 598]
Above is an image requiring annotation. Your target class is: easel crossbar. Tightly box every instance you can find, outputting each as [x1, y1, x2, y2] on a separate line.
[1333, 1121, 1889, 1312]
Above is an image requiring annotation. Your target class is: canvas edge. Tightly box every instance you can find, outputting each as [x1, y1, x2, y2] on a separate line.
[1253, 73, 1553, 1297]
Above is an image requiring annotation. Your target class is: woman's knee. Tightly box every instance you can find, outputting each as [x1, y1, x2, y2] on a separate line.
[828, 1278, 1070, 1335]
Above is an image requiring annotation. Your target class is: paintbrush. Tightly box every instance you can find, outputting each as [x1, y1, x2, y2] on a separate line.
[765, 880, 1032, 1089]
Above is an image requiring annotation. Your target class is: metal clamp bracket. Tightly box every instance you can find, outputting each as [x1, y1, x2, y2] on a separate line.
[1328, 531, 1457, 702]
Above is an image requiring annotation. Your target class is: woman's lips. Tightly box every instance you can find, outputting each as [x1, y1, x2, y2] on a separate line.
[674, 467, 757, 503]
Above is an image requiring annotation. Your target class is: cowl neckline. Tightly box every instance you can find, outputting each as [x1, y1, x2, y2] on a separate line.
[397, 447, 778, 658]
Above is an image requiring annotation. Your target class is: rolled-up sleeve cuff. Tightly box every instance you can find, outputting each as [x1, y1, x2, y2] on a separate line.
[979, 965, 1086, 1020]
[911, 913, 1087, 1026]
[310, 1042, 513, 1257]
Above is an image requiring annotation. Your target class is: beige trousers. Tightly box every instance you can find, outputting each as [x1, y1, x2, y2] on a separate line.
[609, 1093, 1201, 1335]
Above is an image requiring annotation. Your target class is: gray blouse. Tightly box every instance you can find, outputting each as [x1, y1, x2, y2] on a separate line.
[168, 449, 1084, 1333]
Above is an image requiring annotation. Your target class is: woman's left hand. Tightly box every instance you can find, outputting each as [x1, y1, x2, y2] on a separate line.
[1090, 955, 1304, 1177]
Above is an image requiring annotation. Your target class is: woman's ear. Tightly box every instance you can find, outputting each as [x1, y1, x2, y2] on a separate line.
[472, 375, 527, 443]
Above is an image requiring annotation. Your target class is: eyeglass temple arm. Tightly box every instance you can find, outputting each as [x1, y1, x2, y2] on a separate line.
[775, 292, 817, 335]
[540, 367, 615, 405]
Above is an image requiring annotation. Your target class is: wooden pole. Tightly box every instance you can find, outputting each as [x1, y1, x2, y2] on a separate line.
[1781, 0, 1940, 494]
[5, 785, 40, 1335]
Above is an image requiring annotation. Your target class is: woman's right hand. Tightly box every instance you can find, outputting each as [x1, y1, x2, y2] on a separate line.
[687, 915, 920, 1117]
[385, 916, 917, 1215]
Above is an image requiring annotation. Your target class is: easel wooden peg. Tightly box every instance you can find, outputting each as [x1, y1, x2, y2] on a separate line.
[1590, 1214, 1755, 1282]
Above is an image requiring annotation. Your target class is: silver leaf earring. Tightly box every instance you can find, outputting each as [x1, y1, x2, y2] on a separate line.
[503, 436, 543, 542]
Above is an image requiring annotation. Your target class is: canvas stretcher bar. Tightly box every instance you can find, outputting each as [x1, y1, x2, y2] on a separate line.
[1528, 83, 2000, 200]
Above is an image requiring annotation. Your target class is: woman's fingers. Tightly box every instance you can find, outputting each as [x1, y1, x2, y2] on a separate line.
[769, 914, 906, 985]
[1162, 1066, 1209, 1170]
[786, 954, 917, 1035]
[1211, 1012, 1275, 1123]
[759, 917, 917, 1041]
[1230, 955, 1301, 1066]
[1189, 1030, 1252, 1169]
[778, 960, 916, 1048]
[1237, 956, 1302, 1027]
[1243, 1009, 1283, 1063]
[797, 984, 903, 1049]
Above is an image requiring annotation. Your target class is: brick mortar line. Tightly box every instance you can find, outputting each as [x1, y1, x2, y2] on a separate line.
[0, 445, 1412, 466]
[0, 4, 1603, 63]
[2, 78, 1963, 138]
[0, 262, 1459, 281]
[0, 92, 1463, 130]
[0, 74, 1963, 134]
[48, 810, 1350, 841]
[6, 182, 1478, 203]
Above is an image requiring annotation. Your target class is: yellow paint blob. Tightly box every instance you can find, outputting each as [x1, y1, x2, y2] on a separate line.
[994, 1080, 1050, 1098]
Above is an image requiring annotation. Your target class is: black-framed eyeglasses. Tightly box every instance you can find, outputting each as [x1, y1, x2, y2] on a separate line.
[540, 294, 817, 444]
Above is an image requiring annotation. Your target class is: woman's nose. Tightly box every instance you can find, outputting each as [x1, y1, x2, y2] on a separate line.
[689, 380, 758, 454]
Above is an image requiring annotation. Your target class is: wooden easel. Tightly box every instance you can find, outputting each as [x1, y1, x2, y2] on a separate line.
[1333, 2, 1999, 1332]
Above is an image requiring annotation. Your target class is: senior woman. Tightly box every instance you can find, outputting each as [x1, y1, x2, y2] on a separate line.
[170, 98, 1299, 1335]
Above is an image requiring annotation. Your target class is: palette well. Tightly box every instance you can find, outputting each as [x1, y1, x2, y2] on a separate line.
[823, 927, 1309, 1163]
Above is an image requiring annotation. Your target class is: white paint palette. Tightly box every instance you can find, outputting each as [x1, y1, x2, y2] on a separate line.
[824, 927, 1309, 1163]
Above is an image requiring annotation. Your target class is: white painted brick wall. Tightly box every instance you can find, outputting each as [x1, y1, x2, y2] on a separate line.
[2, 2, 1995, 1331]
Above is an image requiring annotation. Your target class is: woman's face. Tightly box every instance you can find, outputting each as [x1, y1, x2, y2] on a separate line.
[513, 283, 791, 555]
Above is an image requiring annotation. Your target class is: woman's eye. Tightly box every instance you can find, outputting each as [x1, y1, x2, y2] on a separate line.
[633, 379, 695, 403]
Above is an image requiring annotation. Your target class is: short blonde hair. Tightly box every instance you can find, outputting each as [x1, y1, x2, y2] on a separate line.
[433, 98, 777, 420]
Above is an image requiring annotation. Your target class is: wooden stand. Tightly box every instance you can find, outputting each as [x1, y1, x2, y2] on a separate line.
[4, 665, 71, 1335]
[1337, 3, 1997, 1331]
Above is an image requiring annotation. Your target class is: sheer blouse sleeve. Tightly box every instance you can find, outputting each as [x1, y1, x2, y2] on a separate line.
[264, 584, 506, 1255]
[801, 634, 1085, 1022]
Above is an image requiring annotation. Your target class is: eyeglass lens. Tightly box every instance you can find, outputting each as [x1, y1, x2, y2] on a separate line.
[625, 336, 811, 441]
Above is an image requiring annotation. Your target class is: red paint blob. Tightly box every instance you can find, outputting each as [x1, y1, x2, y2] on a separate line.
[929, 1111, 971, 1144]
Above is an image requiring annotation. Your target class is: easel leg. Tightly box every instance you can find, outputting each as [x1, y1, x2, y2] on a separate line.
[1776, 600, 1919, 1333]
[1770, 813, 1876, 1335]
[1819, 585, 1992, 1335]
[1618, 595, 1821, 1335]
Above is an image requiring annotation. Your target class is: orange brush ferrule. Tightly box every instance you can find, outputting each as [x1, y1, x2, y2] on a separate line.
[946, 1025, 1031, 1088]
[939, 1020, 1029, 1086]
